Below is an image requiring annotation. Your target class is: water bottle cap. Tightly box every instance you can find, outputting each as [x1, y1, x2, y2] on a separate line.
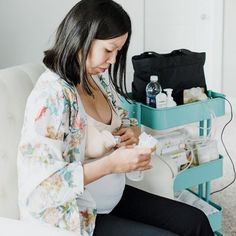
[150, 75, 158, 82]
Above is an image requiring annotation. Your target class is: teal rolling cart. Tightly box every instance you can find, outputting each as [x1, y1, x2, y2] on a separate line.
[120, 90, 225, 235]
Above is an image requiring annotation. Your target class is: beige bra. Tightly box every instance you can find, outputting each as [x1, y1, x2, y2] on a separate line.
[85, 108, 121, 159]
[80, 75, 121, 159]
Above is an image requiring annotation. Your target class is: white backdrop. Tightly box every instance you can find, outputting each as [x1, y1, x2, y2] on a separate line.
[0, 0, 235, 98]
[0, 0, 78, 68]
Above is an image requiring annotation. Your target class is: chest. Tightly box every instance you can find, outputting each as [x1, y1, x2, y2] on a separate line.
[79, 87, 112, 125]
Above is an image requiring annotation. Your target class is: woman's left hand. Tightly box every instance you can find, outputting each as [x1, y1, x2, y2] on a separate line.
[112, 126, 141, 147]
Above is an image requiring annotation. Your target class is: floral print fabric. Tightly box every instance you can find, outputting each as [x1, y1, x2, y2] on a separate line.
[17, 70, 95, 235]
[17, 69, 137, 235]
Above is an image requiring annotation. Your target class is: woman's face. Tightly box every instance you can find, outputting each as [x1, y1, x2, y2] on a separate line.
[86, 33, 128, 75]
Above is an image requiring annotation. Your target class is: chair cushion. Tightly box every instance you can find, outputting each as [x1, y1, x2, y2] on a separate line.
[0, 217, 77, 236]
[0, 64, 45, 218]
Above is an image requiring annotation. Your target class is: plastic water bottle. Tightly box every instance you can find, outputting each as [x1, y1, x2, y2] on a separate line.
[146, 75, 161, 107]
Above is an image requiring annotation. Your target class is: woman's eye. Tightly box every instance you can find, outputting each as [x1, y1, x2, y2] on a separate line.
[105, 49, 113, 53]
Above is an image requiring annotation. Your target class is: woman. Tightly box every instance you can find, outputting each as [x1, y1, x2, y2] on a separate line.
[17, 0, 214, 235]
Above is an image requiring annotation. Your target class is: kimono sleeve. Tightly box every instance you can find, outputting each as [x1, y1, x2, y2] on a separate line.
[18, 83, 86, 215]
[115, 104, 139, 128]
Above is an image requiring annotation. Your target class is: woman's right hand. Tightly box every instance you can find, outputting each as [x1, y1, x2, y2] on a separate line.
[83, 145, 155, 185]
[107, 146, 154, 174]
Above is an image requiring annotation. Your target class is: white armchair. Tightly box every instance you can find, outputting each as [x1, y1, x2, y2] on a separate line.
[0, 64, 77, 235]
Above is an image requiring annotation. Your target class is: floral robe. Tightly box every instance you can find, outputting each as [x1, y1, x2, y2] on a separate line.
[17, 69, 137, 235]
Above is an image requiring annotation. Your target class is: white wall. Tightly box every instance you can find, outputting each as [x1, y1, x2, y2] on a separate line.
[0, 0, 144, 92]
[144, 0, 223, 93]
[222, 0, 236, 98]
[114, 0, 144, 91]
[0, 0, 78, 68]
[0, 0, 235, 101]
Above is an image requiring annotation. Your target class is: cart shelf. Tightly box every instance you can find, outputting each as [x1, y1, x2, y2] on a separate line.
[120, 90, 225, 130]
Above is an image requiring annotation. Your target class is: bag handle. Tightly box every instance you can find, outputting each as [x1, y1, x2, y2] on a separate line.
[142, 50, 191, 57]
[141, 51, 159, 57]
[140, 49, 192, 57]
[132, 51, 160, 61]
[170, 49, 191, 56]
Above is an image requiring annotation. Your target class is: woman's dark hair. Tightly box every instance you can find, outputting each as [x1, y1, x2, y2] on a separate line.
[43, 0, 131, 98]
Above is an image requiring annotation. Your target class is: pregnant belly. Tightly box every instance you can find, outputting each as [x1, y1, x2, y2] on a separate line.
[86, 173, 126, 214]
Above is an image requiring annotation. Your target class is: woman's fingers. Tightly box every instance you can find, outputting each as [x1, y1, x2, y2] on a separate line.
[136, 164, 153, 171]
[114, 127, 140, 146]
[137, 159, 152, 168]
[112, 127, 126, 136]
[117, 138, 137, 147]
[110, 146, 153, 173]
[119, 133, 130, 142]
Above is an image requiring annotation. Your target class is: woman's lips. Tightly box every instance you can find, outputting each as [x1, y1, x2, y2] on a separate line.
[98, 67, 108, 73]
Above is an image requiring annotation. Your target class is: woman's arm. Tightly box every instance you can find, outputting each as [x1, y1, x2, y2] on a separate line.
[18, 78, 86, 217]
[83, 146, 153, 185]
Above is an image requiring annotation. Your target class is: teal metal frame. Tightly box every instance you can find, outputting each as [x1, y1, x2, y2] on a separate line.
[198, 119, 223, 235]
[120, 91, 225, 235]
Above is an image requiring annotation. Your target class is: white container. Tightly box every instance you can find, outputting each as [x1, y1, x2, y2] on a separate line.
[126, 132, 157, 181]
[164, 88, 176, 107]
[126, 171, 144, 181]
[196, 139, 218, 164]
[156, 92, 167, 108]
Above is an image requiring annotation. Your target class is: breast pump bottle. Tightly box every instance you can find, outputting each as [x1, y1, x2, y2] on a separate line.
[146, 75, 161, 107]
[126, 133, 157, 182]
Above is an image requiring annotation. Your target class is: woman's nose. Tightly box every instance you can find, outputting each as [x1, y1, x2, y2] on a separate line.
[107, 52, 117, 64]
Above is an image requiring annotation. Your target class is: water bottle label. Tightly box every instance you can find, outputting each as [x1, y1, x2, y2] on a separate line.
[146, 95, 156, 108]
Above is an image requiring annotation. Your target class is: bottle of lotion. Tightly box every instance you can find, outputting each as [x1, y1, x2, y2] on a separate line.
[164, 88, 177, 107]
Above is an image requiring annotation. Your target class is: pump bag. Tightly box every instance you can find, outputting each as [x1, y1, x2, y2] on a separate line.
[131, 49, 207, 105]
